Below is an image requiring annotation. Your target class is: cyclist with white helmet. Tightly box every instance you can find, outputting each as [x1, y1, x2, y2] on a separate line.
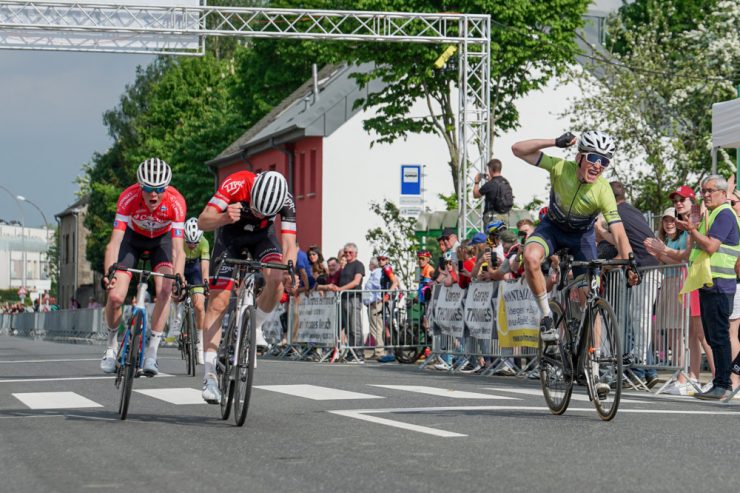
[197, 170, 297, 403]
[512, 131, 639, 344]
[100, 158, 187, 376]
[182, 217, 210, 364]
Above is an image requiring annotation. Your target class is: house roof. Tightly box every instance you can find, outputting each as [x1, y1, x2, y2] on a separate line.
[207, 62, 382, 169]
[55, 196, 88, 219]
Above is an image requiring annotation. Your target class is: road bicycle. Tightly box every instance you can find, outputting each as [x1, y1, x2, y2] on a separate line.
[106, 265, 182, 420]
[214, 253, 294, 427]
[177, 283, 209, 377]
[383, 293, 427, 364]
[538, 250, 639, 421]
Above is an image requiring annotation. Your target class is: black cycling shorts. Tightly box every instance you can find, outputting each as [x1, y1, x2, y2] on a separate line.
[117, 227, 173, 275]
[209, 226, 282, 290]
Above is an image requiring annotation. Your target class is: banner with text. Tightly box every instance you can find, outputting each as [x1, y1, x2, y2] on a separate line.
[293, 292, 338, 345]
[262, 304, 285, 344]
[433, 284, 466, 337]
[464, 282, 496, 340]
[495, 280, 540, 348]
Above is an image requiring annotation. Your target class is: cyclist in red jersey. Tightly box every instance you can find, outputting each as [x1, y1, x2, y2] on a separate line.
[197, 170, 297, 403]
[99, 158, 186, 376]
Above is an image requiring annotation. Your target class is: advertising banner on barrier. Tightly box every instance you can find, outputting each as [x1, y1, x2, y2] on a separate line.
[262, 304, 285, 344]
[294, 292, 337, 344]
[496, 280, 539, 348]
[464, 282, 496, 340]
[434, 285, 465, 337]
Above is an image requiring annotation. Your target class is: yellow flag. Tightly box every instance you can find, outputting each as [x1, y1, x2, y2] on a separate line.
[679, 250, 713, 296]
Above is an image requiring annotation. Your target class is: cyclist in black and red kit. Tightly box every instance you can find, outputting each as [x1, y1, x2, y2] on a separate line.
[197, 170, 297, 403]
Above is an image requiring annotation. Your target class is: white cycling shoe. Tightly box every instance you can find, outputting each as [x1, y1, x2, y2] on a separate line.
[202, 374, 221, 404]
[255, 328, 269, 350]
[100, 349, 117, 374]
[142, 357, 159, 377]
[595, 382, 611, 400]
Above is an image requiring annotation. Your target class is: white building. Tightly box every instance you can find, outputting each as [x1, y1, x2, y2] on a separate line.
[0, 221, 52, 296]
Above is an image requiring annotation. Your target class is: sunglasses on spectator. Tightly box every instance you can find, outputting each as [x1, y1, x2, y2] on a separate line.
[731, 200, 739, 206]
[671, 196, 691, 203]
[584, 153, 610, 168]
[141, 184, 167, 193]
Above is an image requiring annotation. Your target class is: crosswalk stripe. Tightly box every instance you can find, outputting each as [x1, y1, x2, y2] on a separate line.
[133, 388, 205, 405]
[482, 386, 651, 404]
[255, 384, 383, 400]
[12, 392, 103, 410]
[371, 385, 519, 400]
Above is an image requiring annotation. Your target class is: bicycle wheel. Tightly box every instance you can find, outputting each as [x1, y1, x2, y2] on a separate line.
[394, 326, 423, 364]
[233, 305, 256, 427]
[583, 298, 622, 421]
[538, 300, 574, 415]
[118, 314, 142, 420]
[218, 311, 237, 420]
[183, 308, 197, 377]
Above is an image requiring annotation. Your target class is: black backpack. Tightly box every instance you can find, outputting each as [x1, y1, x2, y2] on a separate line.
[491, 176, 514, 213]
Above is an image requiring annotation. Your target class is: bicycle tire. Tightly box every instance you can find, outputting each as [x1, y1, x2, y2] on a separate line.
[183, 308, 197, 377]
[118, 314, 142, 420]
[538, 300, 574, 415]
[583, 298, 622, 421]
[219, 311, 237, 420]
[394, 327, 423, 364]
[233, 305, 256, 427]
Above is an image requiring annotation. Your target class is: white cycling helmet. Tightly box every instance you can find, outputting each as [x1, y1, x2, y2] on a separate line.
[376, 250, 389, 259]
[251, 171, 288, 217]
[184, 217, 203, 244]
[577, 131, 616, 159]
[137, 158, 172, 188]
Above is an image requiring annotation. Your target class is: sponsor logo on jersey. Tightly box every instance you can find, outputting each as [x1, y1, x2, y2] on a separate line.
[223, 178, 245, 195]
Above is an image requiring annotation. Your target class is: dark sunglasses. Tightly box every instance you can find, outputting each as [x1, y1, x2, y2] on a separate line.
[584, 153, 610, 168]
[732, 200, 739, 206]
[141, 184, 167, 193]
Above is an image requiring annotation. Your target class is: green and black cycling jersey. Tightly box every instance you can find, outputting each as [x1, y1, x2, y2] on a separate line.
[537, 153, 621, 232]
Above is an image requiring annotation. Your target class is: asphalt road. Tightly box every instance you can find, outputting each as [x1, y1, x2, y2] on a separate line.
[1, 335, 738, 493]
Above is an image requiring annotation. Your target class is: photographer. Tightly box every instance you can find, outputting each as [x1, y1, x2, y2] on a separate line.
[473, 158, 514, 227]
[473, 220, 507, 281]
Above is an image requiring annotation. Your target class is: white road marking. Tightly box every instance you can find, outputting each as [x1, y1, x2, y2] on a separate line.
[371, 385, 519, 400]
[12, 392, 103, 410]
[255, 384, 383, 400]
[134, 387, 205, 405]
[329, 410, 466, 437]
[0, 373, 174, 383]
[482, 386, 650, 404]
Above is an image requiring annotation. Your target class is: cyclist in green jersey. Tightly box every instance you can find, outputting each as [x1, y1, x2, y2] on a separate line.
[512, 131, 639, 343]
[183, 217, 210, 363]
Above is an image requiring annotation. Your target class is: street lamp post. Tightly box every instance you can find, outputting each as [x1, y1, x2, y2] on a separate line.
[17, 195, 51, 294]
[0, 184, 26, 291]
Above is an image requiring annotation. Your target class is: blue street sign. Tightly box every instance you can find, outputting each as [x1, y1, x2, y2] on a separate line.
[400, 165, 422, 196]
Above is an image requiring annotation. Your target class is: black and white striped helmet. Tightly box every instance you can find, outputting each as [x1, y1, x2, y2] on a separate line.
[137, 158, 172, 188]
[251, 171, 288, 217]
[577, 131, 616, 159]
[184, 217, 203, 243]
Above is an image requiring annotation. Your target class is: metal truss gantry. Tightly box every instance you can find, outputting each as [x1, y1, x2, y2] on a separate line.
[0, 2, 490, 234]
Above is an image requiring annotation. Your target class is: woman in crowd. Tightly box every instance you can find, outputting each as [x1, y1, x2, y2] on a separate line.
[307, 245, 328, 288]
[645, 186, 715, 392]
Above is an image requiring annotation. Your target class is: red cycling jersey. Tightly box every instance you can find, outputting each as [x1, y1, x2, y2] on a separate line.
[206, 170, 297, 236]
[113, 184, 186, 239]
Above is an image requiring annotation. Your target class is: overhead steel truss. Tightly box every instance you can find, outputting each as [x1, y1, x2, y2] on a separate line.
[0, 2, 490, 234]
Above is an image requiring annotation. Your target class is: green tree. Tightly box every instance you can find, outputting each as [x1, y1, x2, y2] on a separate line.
[365, 200, 419, 288]
[332, 0, 589, 195]
[564, 0, 737, 212]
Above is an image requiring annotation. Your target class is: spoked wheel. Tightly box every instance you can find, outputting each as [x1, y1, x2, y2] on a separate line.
[183, 309, 197, 377]
[218, 313, 237, 421]
[118, 314, 142, 420]
[583, 299, 623, 421]
[233, 306, 256, 427]
[538, 301, 574, 415]
[394, 327, 424, 364]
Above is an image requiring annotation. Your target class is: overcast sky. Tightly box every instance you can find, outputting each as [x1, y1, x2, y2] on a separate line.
[0, 50, 153, 227]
